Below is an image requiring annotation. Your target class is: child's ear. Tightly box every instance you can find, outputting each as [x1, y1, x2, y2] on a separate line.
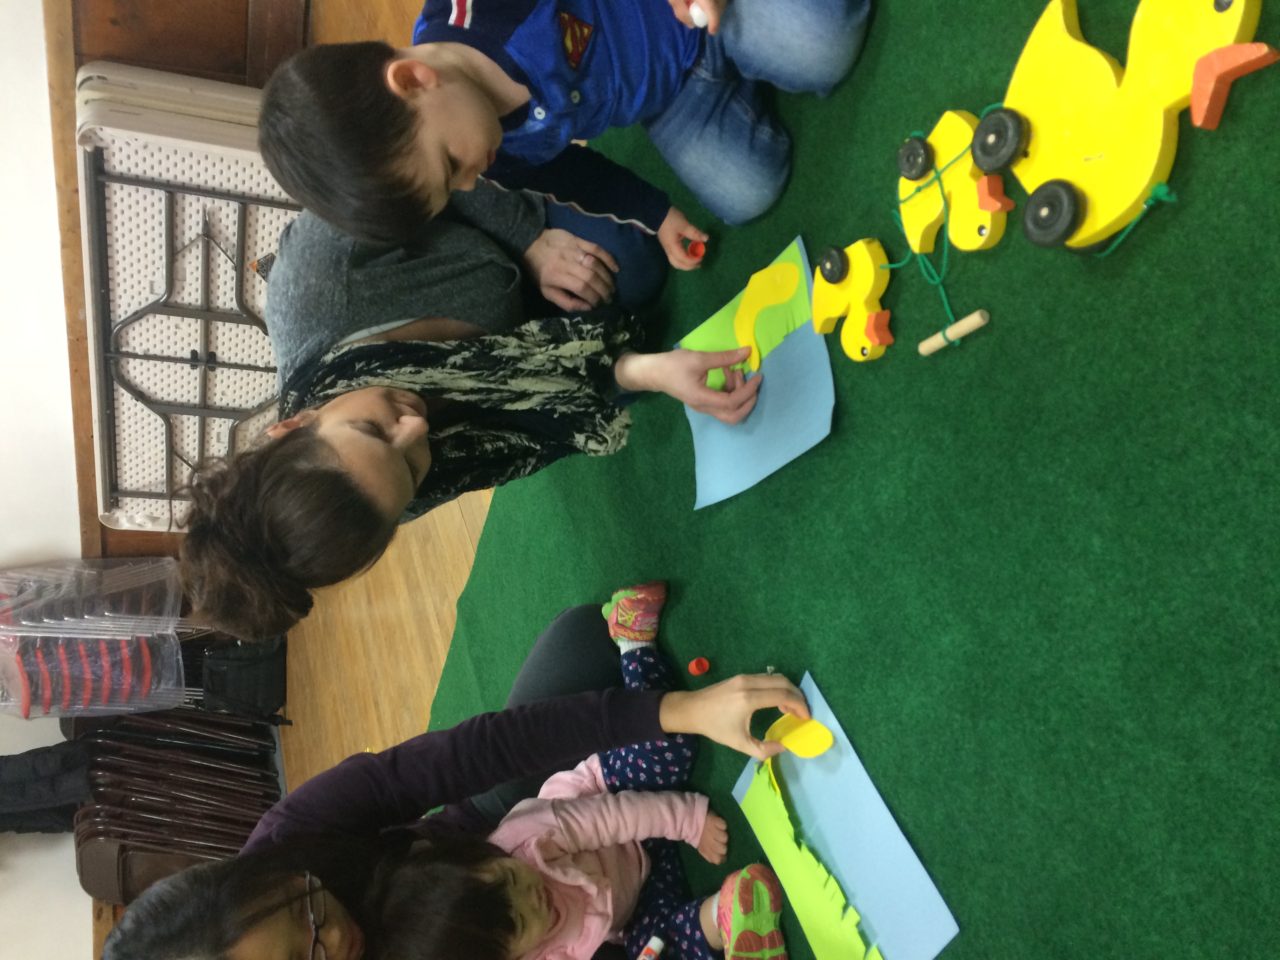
[385, 57, 440, 100]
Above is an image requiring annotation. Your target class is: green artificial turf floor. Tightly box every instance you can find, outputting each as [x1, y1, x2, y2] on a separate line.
[429, 3, 1280, 957]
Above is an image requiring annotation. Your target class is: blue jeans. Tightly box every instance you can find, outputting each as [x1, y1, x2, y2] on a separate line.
[645, 0, 873, 225]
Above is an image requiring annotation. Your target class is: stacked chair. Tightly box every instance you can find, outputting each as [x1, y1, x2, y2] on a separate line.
[0, 557, 285, 902]
[73, 707, 282, 903]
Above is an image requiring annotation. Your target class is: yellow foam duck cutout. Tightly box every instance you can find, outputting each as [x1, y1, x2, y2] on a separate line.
[811, 239, 894, 362]
[766, 714, 835, 758]
[987, 0, 1278, 249]
[733, 262, 801, 372]
[896, 109, 1013, 254]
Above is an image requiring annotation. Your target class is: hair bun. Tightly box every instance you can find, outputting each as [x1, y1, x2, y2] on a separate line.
[178, 429, 395, 639]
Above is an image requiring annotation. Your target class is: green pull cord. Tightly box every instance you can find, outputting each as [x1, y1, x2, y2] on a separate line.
[1091, 182, 1178, 258]
[876, 106, 1177, 343]
[885, 105, 1004, 326]
[885, 168, 960, 327]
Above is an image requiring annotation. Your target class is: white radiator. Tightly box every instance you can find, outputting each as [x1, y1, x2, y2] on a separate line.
[75, 62, 300, 531]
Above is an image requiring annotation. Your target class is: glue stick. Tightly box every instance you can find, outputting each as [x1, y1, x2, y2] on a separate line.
[638, 936, 665, 960]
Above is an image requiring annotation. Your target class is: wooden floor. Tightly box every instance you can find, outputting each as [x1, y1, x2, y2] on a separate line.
[279, 490, 491, 787]
[276, 0, 492, 791]
[310, 0, 426, 46]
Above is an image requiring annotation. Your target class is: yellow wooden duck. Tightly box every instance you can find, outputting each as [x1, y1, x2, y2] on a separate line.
[987, 0, 1278, 248]
[811, 239, 894, 362]
[896, 109, 1014, 255]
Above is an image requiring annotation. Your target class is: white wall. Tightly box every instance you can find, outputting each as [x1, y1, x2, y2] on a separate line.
[0, 719, 89, 958]
[0, 0, 81, 568]
[0, 3, 96, 957]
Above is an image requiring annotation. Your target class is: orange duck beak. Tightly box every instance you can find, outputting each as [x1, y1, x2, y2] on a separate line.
[977, 174, 1016, 213]
[866, 310, 893, 347]
[1191, 42, 1279, 130]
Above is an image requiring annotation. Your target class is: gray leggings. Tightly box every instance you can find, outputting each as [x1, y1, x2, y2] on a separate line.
[467, 604, 624, 825]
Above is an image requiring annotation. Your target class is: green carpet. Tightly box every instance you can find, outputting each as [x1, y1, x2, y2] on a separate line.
[430, 3, 1280, 956]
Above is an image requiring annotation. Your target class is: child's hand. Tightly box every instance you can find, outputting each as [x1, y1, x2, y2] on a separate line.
[667, 0, 728, 34]
[697, 811, 729, 864]
[658, 207, 710, 271]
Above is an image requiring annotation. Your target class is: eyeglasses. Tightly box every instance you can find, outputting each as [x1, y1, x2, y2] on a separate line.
[303, 872, 328, 960]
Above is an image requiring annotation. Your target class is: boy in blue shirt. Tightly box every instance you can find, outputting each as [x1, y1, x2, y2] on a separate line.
[260, 0, 871, 266]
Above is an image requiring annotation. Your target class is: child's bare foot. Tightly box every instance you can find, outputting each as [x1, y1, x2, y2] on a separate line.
[697, 811, 728, 864]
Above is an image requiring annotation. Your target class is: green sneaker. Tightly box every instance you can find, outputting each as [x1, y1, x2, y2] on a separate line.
[716, 864, 788, 960]
[601, 581, 667, 644]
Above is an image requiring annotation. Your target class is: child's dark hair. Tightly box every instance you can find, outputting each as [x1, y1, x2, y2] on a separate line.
[259, 42, 430, 246]
[179, 424, 398, 640]
[375, 834, 519, 960]
[104, 831, 518, 960]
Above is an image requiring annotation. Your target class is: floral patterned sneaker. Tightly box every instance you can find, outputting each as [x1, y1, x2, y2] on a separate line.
[601, 581, 668, 644]
[716, 864, 789, 960]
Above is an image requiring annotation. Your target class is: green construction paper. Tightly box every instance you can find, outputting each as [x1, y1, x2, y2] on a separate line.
[739, 761, 882, 960]
[678, 238, 813, 390]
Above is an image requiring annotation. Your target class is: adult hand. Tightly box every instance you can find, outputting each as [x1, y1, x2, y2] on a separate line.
[657, 207, 710, 271]
[523, 228, 620, 311]
[697, 810, 729, 864]
[666, 0, 728, 34]
[614, 347, 761, 425]
[658, 673, 811, 760]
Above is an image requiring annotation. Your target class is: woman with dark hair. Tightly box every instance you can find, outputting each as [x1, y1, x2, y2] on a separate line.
[181, 183, 760, 640]
[102, 600, 808, 960]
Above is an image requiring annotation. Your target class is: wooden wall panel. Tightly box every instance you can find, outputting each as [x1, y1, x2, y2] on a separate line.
[247, 0, 311, 85]
[45, 0, 103, 558]
[74, 0, 252, 83]
[100, 528, 184, 558]
[71, 0, 306, 87]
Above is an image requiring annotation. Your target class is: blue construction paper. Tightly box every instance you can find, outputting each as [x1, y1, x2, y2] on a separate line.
[684, 323, 834, 509]
[734, 673, 959, 960]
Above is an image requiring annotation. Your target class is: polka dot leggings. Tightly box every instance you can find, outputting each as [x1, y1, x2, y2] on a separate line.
[599, 647, 719, 960]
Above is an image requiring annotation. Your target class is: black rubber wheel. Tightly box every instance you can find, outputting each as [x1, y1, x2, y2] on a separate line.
[1023, 180, 1083, 247]
[971, 108, 1028, 173]
[818, 246, 849, 284]
[897, 136, 934, 181]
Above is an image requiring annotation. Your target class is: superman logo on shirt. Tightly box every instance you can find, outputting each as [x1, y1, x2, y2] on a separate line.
[558, 11, 593, 69]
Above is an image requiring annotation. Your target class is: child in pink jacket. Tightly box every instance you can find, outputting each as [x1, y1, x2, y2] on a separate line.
[486, 583, 789, 960]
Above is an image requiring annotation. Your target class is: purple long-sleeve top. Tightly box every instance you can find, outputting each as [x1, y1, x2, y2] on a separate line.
[243, 688, 666, 854]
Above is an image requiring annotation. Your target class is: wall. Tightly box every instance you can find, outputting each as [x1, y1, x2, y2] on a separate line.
[0, 3, 95, 958]
[0, 6, 81, 566]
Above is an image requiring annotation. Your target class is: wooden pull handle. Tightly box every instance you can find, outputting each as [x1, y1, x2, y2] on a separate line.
[918, 309, 989, 356]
